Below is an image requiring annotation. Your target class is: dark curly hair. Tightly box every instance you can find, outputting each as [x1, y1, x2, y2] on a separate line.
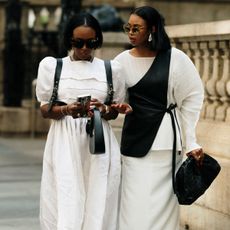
[131, 6, 171, 51]
[62, 12, 103, 51]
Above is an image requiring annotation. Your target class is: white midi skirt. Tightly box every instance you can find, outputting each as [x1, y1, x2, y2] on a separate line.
[118, 150, 183, 230]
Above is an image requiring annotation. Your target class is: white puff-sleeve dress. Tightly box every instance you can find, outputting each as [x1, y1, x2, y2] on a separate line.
[36, 56, 125, 230]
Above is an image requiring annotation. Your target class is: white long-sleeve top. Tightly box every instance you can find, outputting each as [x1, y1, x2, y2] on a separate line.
[114, 47, 204, 154]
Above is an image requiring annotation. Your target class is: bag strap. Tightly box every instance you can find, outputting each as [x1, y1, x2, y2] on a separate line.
[48, 58, 63, 112]
[104, 60, 114, 105]
[166, 103, 177, 193]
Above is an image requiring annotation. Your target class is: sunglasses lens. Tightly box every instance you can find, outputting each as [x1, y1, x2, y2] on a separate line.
[72, 39, 84, 48]
[123, 25, 130, 33]
[72, 39, 97, 49]
[123, 24, 144, 34]
[86, 40, 98, 49]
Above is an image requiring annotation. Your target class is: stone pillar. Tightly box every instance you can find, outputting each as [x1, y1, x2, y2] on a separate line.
[0, 2, 6, 102]
[3, 0, 24, 106]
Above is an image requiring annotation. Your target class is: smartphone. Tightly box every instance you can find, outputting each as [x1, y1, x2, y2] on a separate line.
[77, 95, 91, 116]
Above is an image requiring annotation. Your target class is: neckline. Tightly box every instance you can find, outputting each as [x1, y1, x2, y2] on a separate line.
[127, 50, 155, 59]
[69, 54, 94, 62]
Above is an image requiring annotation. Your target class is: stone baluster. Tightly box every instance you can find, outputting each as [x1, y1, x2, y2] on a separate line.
[200, 42, 211, 119]
[39, 7, 50, 30]
[215, 41, 230, 121]
[190, 41, 205, 118]
[47, 7, 61, 31]
[182, 42, 193, 61]
[31, 7, 39, 30]
[191, 42, 202, 74]
[205, 41, 221, 120]
[223, 41, 230, 122]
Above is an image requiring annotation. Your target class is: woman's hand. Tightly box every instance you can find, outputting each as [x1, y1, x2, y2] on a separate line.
[41, 102, 85, 119]
[90, 98, 106, 113]
[186, 148, 204, 167]
[111, 103, 133, 115]
[90, 98, 119, 120]
[65, 102, 86, 118]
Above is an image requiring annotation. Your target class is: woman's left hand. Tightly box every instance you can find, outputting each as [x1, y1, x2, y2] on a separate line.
[186, 148, 204, 166]
[90, 98, 106, 113]
[111, 103, 133, 114]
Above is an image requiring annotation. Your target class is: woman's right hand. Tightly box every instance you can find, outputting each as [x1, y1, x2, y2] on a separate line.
[66, 102, 86, 118]
[111, 103, 133, 114]
[186, 148, 204, 167]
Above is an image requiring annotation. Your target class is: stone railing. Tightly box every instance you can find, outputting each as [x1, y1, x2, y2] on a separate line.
[167, 20, 230, 123]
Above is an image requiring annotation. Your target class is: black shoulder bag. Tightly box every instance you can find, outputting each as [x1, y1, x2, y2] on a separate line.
[86, 60, 114, 154]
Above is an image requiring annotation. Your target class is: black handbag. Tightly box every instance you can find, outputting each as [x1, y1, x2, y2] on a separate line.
[175, 153, 221, 205]
[167, 103, 221, 205]
[86, 108, 105, 154]
[86, 60, 114, 154]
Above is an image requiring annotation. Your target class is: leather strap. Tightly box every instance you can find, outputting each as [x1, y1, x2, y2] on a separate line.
[86, 61, 113, 154]
[104, 60, 114, 105]
[166, 103, 177, 193]
[48, 58, 63, 112]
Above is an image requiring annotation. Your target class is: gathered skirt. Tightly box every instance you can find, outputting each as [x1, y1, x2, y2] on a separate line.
[40, 117, 121, 230]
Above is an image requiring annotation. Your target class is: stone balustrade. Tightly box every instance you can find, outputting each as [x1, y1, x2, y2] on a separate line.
[167, 21, 230, 123]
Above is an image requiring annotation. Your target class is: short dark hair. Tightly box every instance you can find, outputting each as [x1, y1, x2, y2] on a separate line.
[131, 6, 171, 51]
[63, 12, 103, 51]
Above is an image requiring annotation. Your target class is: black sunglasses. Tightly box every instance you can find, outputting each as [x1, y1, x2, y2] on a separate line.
[71, 38, 98, 49]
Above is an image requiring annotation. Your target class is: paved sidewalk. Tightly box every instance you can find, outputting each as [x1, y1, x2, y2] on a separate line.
[0, 136, 46, 230]
[0, 136, 185, 230]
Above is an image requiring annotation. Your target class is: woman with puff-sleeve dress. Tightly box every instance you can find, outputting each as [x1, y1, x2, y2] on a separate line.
[36, 12, 125, 230]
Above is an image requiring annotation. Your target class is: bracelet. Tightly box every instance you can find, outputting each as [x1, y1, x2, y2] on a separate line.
[104, 105, 110, 114]
[65, 105, 71, 115]
[101, 105, 110, 118]
[60, 106, 66, 116]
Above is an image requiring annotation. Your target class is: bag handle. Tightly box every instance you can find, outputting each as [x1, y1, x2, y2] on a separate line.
[104, 60, 114, 105]
[48, 58, 63, 112]
[88, 107, 105, 154]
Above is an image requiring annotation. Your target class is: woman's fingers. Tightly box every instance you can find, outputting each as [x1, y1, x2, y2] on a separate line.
[187, 148, 204, 166]
[111, 103, 133, 114]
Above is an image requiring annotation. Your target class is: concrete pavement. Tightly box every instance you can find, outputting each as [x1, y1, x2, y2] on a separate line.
[0, 136, 46, 230]
[0, 136, 185, 230]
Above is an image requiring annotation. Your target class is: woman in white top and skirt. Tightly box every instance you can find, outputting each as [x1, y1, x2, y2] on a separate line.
[112, 6, 204, 230]
[36, 12, 125, 230]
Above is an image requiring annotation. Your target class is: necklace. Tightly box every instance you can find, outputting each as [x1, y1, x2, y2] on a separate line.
[70, 53, 94, 62]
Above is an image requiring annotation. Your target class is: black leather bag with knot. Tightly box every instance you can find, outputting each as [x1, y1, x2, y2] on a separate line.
[175, 153, 221, 205]
[167, 103, 221, 205]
